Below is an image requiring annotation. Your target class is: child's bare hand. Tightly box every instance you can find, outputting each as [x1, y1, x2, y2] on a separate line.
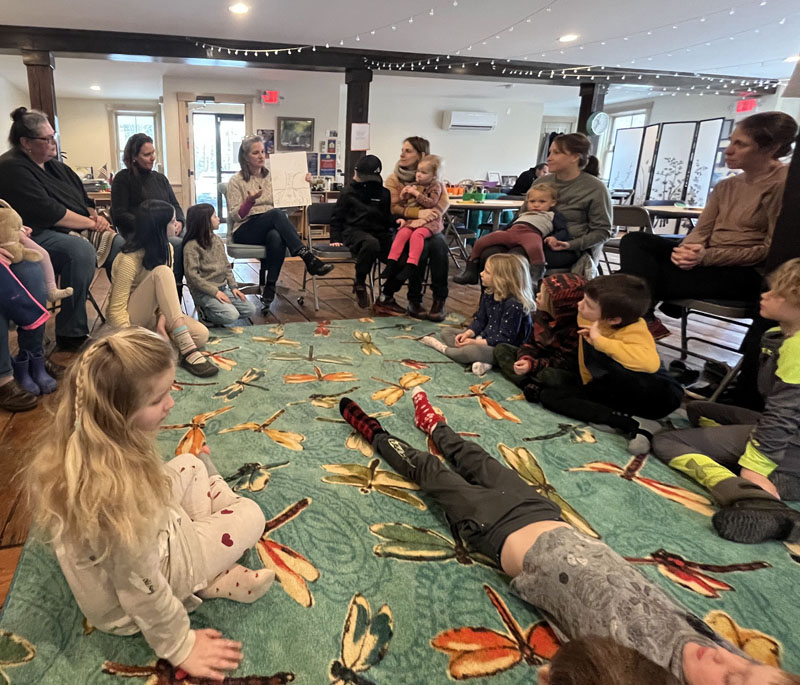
[544, 236, 558, 248]
[178, 629, 243, 681]
[547, 238, 571, 251]
[408, 219, 425, 228]
[454, 331, 475, 346]
[232, 288, 247, 301]
[215, 290, 231, 304]
[513, 359, 532, 375]
[577, 321, 601, 345]
[396, 218, 407, 228]
[0, 247, 12, 266]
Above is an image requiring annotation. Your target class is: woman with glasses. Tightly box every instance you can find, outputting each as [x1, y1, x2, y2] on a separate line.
[0, 107, 124, 351]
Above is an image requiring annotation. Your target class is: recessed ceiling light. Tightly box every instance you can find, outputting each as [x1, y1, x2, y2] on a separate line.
[89, 84, 101, 91]
[228, 3, 249, 14]
[785, 54, 800, 62]
[559, 34, 579, 43]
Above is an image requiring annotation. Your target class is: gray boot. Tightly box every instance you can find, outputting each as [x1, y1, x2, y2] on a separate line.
[453, 261, 480, 285]
[12, 352, 40, 396]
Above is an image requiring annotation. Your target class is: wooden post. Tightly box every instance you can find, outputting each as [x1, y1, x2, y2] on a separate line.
[577, 82, 607, 148]
[22, 50, 57, 129]
[344, 68, 372, 183]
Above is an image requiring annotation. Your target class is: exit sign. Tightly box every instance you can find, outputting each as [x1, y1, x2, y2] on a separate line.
[736, 98, 757, 113]
[261, 90, 279, 104]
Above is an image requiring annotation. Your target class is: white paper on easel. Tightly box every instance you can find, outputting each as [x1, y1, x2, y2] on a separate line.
[269, 152, 312, 208]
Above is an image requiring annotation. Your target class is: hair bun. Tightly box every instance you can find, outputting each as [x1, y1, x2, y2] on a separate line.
[11, 107, 28, 122]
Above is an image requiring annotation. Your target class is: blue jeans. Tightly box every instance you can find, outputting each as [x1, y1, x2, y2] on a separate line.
[1, 261, 47, 381]
[232, 209, 303, 285]
[31, 229, 123, 337]
[192, 285, 256, 326]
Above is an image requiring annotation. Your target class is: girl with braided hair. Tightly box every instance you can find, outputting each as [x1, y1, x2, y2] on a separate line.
[25, 328, 272, 681]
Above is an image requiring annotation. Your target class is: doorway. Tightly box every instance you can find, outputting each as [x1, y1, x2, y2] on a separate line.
[190, 106, 246, 222]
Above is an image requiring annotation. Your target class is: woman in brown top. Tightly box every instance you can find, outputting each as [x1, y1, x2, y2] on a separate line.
[620, 112, 797, 339]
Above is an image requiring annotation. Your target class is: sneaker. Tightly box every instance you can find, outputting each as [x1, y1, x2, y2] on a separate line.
[0, 379, 38, 412]
[684, 381, 719, 400]
[374, 296, 406, 315]
[646, 317, 671, 341]
[179, 353, 219, 378]
[353, 283, 371, 309]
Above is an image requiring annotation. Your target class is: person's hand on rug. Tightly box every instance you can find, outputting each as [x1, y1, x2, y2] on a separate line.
[178, 628, 243, 681]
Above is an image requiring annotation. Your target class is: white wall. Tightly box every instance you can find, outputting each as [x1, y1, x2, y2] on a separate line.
[0, 75, 29, 154]
[57, 98, 113, 172]
[368, 87, 544, 182]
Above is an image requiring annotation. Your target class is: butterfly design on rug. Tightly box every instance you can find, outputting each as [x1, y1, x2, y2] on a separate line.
[624, 548, 770, 598]
[569, 454, 715, 516]
[704, 611, 782, 667]
[224, 461, 290, 492]
[498, 443, 600, 539]
[329, 594, 393, 685]
[219, 408, 305, 451]
[369, 522, 500, 569]
[213, 367, 268, 401]
[437, 380, 521, 423]
[321, 458, 426, 509]
[283, 365, 358, 384]
[370, 372, 430, 406]
[102, 658, 295, 684]
[161, 406, 233, 455]
[430, 584, 560, 680]
[257, 498, 320, 608]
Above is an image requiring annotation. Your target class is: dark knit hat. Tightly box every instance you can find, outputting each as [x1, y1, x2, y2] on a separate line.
[355, 155, 383, 183]
[539, 273, 587, 319]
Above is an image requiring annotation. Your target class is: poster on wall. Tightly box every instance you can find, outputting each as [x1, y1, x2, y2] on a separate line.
[320, 153, 336, 177]
[350, 123, 370, 151]
[326, 139, 338, 154]
[306, 152, 319, 175]
[257, 129, 275, 154]
[607, 127, 645, 191]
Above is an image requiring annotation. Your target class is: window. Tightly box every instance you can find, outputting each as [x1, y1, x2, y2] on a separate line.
[112, 110, 160, 171]
[600, 110, 648, 183]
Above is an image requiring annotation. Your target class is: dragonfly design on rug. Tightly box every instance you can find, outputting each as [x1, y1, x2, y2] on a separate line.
[317, 411, 393, 456]
[384, 358, 453, 370]
[201, 347, 239, 371]
[284, 365, 358, 384]
[499, 443, 600, 539]
[171, 379, 217, 392]
[437, 380, 521, 423]
[0, 630, 35, 684]
[322, 458, 426, 509]
[704, 611, 782, 667]
[253, 325, 301, 347]
[624, 548, 770, 598]
[269, 345, 353, 365]
[224, 461, 290, 492]
[314, 320, 337, 336]
[161, 406, 233, 455]
[329, 593, 394, 685]
[370, 372, 430, 406]
[524, 423, 596, 444]
[219, 408, 305, 451]
[430, 584, 560, 680]
[102, 658, 295, 684]
[257, 498, 320, 607]
[569, 454, 715, 516]
[213, 367, 269, 401]
[286, 386, 362, 409]
[369, 522, 499, 569]
[350, 330, 382, 356]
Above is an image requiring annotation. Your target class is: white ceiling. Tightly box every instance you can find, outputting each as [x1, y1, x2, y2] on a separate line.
[1, 0, 798, 79]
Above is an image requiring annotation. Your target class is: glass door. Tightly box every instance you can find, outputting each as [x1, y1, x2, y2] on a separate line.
[192, 112, 245, 223]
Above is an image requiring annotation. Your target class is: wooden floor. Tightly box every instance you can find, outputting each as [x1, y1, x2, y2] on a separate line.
[0, 255, 748, 610]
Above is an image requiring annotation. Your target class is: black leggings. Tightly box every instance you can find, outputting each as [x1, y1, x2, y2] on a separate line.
[232, 209, 304, 285]
[373, 426, 561, 561]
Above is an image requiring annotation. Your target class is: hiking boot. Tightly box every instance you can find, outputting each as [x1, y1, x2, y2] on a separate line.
[297, 246, 335, 276]
[407, 301, 427, 319]
[453, 261, 480, 285]
[0, 379, 38, 412]
[428, 298, 447, 322]
[353, 283, 371, 309]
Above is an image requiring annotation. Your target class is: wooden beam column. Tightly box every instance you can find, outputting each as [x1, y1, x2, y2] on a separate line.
[344, 68, 372, 183]
[22, 50, 57, 128]
[577, 82, 607, 147]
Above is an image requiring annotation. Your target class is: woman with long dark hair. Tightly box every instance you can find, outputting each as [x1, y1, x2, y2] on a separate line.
[107, 199, 215, 377]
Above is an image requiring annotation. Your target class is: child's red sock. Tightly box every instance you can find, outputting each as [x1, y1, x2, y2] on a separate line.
[339, 397, 385, 443]
[411, 387, 446, 434]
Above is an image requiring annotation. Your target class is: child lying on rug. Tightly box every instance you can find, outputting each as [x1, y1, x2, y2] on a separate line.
[523, 273, 682, 455]
[653, 258, 800, 545]
[338, 390, 799, 685]
[493, 272, 586, 387]
[25, 328, 273, 681]
[420, 253, 534, 377]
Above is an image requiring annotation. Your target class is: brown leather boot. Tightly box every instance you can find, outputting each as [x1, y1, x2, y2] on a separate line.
[428, 298, 447, 322]
[0, 379, 38, 412]
[407, 300, 427, 319]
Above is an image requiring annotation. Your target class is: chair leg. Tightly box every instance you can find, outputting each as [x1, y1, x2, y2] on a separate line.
[312, 272, 319, 311]
[709, 355, 744, 402]
[87, 289, 106, 324]
[680, 308, 689, 360]
[259, 261, 267, 288]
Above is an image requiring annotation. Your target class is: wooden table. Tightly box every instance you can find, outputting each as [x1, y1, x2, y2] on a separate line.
[87, 190, 112, 208]
[448, 198, 523, 231]
[643, 204, 704, 233]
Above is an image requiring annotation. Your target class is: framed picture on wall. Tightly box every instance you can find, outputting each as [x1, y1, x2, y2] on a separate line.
[277, 117, 315, 152]
[257, 129, 275, 154]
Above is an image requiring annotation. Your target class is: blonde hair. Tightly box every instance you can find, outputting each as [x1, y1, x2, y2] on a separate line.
[25, 328, 176, 561]
[767, 258, 800, 307]
[527, 183, 558, 203]
[484, 253, 536, 313]
[418, 154, 442, 179]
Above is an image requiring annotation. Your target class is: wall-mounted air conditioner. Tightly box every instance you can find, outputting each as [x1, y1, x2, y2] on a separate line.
[441, 111, 498, 132]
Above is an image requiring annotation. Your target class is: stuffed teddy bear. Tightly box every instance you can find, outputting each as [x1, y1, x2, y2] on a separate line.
[0, 199, 42, 264]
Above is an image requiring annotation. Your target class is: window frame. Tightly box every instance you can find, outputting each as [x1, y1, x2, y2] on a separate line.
[597, 104, 651, 181]
[108, 104, 163, 174]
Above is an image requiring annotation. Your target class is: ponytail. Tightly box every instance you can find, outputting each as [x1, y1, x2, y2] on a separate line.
[583, 155, 600, 177]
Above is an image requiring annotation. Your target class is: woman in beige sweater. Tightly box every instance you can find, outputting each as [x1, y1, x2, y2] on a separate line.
[620, 112, 797, 340]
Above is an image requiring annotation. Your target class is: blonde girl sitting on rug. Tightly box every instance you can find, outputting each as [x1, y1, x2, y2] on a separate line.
[421, 252, 534, 376]
[25, 328, 273, 681]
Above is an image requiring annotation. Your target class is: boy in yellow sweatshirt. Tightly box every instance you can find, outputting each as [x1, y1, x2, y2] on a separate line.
[530, 274, 682, 454]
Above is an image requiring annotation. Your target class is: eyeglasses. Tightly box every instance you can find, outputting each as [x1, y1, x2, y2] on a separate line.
[28, 135, 58, 144]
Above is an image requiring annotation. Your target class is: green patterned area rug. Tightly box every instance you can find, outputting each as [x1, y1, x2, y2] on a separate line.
[1, 316, 798, 684]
